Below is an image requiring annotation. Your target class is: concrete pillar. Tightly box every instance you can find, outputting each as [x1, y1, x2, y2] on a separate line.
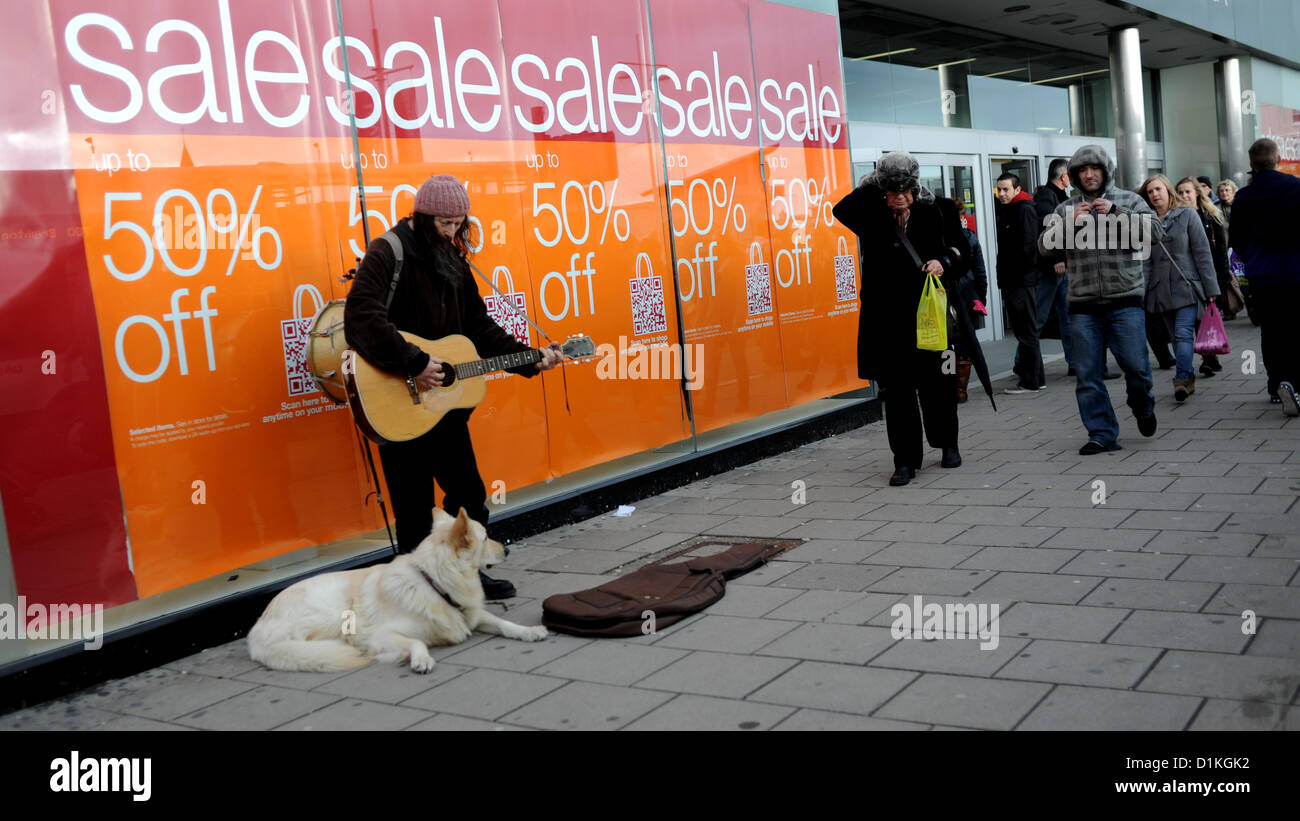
[939, 62, 972, 129]
[1107, 27, 1147, 190]
[1068, 83, 1085, 136]
[1215, 57, 1249, 188]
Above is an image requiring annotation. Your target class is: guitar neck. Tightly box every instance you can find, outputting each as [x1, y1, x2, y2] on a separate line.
[453, 348, 543, 379]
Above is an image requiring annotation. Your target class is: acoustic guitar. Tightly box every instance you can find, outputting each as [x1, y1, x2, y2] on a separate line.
[344, 333, 596, 444]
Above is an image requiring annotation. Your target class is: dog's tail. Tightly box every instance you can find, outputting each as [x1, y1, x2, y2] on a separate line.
[248, 633, 371, 673]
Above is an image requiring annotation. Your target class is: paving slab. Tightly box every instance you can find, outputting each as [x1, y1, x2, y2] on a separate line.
[771, 709, 929, 731]
[998, 602, 1129, 642]
[1139, 651, 1300, 703]
[1187, 699, 1300, 730]
[973, 572, 1104, 605]
[273, 698, 432, 731]
[1081, 578, 1221, 612]
[635, 651, 798, 699]
[623, 694, 795, 731]
[1018, 685, 1201, 731]
[1057, 550, 1185, 579]
[875, 673, 1050, 730]
[174, 685, 340, 731]
[499, 681, 672, 730]
[747, 661, 916, 715]
[401, 668, 566, 719]
[996, 639, 1161, 689]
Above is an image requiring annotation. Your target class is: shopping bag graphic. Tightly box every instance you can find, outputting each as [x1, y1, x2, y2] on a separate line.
[745, 240, 773, 316]
[916, 271, 948, 351]
[483, 264, 530, 346]
[834, 235, 858, 302]
[1194, 301, 1231, 355]
[629, 252, 668, 336]
[281, 283, 324, 397]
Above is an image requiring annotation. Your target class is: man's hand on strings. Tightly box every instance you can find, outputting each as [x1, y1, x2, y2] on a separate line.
[536, 344, 563, 371]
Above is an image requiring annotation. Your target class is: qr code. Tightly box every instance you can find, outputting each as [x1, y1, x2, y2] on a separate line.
[486, 292, 529, 345]
[630, 276, 667, 336]
[281, 317, 318, 397]
[834, 253, 857, 302]
[746, 262, 772, 316]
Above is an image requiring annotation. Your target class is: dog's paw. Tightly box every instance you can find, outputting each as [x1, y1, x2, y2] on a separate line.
[520, 625, 548, 642]
[409, 648, 436, 674]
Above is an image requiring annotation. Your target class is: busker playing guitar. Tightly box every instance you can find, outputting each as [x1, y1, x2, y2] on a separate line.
[345, 173, 563, 599]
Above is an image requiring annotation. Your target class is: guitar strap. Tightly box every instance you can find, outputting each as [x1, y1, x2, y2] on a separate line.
[466, 259, 555, 346]
[380, 230, 404, 315]
[467, 259, 571, 413]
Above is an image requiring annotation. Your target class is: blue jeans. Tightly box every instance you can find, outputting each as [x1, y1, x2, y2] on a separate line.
[1037, 272, 1073, 367]
[1070, 306, 1154, 447]
[1166, 304, 1198, 380]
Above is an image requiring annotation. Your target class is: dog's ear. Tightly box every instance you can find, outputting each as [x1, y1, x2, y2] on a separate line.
[449, 509, 471, 553]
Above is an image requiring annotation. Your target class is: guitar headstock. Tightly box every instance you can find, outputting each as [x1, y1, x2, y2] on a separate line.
[559, 334, 597, 360]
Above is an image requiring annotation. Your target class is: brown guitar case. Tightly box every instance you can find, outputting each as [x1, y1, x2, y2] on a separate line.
[541, 542, 785, 638]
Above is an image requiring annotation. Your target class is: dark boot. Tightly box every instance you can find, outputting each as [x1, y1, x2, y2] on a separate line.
[955, 357, 972, 404]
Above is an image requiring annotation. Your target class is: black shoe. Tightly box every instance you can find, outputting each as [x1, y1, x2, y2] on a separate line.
[1137, 412, 1158, 437]
[1207, 355, 1223, 372]
[1280, 382, 1300, 418]
[1103, 370, 1120, 380]
[889, 466, 916, 486]
[478, 571, 516, 600]
[1199, 362, 1215, 378]
[1270, 393, 1283, 405]
[941, 447, 962, 468]
[1079, 439, 1123, 455]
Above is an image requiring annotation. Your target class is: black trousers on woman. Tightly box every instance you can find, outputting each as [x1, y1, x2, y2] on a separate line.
[377, 408, 490, 553]
[876, 349, 959, 470]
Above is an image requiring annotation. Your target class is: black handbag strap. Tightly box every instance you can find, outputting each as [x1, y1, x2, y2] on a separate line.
[892, 217, 926, 272]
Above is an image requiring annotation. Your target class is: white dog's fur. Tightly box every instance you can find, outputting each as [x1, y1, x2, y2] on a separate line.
[248, 508, 545, 673]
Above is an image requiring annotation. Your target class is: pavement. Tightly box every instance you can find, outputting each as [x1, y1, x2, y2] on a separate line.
[3, 320, 1298, 732]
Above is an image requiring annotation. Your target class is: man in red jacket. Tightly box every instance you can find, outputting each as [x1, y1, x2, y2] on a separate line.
[996, 173, 1044, 393]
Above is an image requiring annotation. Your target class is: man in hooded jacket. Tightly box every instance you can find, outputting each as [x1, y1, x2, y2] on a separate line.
[1038, 145, 1164, 455]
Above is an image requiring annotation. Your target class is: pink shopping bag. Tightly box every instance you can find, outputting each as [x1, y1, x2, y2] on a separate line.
[1194, 301, 1230, 356]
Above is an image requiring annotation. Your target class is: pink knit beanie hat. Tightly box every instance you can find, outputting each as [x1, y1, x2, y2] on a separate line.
[414, 174, 470, 216]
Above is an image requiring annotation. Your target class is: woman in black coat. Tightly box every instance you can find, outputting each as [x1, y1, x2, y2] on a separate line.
[833, 152, 992, 486]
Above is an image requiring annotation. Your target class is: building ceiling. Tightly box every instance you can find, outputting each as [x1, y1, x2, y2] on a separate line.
[839, 0, 1250, 85]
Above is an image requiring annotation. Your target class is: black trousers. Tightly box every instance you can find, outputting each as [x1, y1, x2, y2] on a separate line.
[1005, 285, 1044, 389]
[1253, 282, 1300, 394]
[377, 408, 490, 553]
[878, 350, 959, 470]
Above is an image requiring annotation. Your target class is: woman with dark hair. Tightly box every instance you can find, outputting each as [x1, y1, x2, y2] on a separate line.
[345, 174, 562, 598]
[833, 153, 993, 486]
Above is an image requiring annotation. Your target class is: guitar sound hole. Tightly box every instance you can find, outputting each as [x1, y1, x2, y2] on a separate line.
[441, 363, 457, 387]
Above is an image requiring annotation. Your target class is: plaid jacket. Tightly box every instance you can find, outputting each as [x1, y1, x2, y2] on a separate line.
[1036, 145, 1163, 304]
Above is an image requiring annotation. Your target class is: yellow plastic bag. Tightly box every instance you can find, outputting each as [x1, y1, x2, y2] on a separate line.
[916, 271, 948, 351]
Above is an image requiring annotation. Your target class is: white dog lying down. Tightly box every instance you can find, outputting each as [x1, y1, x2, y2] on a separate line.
[248, 508, 546, 673]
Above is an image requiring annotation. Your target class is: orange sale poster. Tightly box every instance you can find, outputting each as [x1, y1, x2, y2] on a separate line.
[23, 0, 857, 601]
